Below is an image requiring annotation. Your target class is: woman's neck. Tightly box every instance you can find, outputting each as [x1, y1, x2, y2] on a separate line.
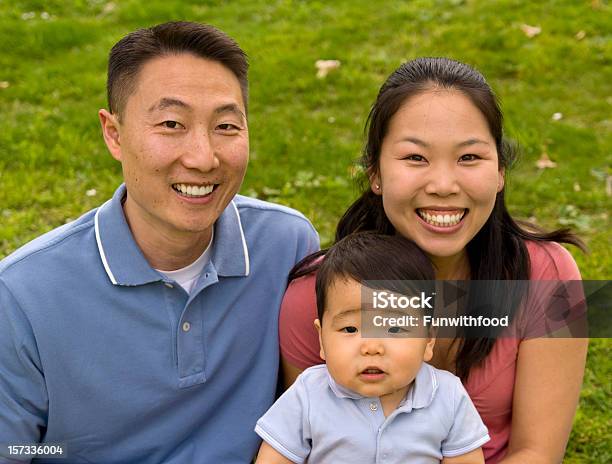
[431, 251, 470, 280]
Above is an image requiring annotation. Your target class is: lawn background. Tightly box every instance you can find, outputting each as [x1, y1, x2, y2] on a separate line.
[0, 0, 609, 461]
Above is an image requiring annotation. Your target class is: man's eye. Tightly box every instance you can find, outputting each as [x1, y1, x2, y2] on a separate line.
[217, 123, 240, 131]
[341, 326, 358, 334]
[459, 154, 480, 162]
[161, 121, 183, 129]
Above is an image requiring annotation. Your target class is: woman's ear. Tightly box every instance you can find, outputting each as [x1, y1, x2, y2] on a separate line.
[497, 168, 505, 192]
[314, 319, 326, 361]
[368, 169, 382, 196]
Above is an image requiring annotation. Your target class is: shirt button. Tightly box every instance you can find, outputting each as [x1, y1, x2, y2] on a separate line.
[164, 282, 173, 288]
[369, 402, 378, 412]
[182, 322, 191, 332]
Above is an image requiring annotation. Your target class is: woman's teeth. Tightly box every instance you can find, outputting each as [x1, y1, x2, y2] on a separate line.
[173, 183, 214, 197]
[417, 209, 465, 227]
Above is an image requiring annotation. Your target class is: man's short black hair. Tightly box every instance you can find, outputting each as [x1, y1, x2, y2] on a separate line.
[107, 21, 248, 120]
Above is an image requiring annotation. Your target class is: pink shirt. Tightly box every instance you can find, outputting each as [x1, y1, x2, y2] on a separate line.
[279, 241, 581, 463]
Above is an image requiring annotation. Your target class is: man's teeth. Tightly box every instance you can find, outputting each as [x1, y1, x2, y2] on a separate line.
[174, 184, 214, 197]
[418, 210, 465, 227]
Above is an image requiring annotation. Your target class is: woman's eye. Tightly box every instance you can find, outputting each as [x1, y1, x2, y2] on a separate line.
[341, 326, 358, 334]
[404, 154, 426, 162]
[161, 121, 183, 129]
[459, 154, 480, 162]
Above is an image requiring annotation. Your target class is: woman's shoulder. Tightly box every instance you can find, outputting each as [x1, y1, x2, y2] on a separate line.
[525, 240, 581, 280]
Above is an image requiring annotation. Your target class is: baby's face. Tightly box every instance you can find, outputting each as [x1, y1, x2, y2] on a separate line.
[315, 278, 435, 407]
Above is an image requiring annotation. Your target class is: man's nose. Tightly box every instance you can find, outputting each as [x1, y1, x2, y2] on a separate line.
[360, 339, 385, 356]
[423, 163, 460, 197]
[181, 132, 219, 172]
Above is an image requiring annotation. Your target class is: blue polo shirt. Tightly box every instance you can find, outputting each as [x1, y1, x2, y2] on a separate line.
[0, 184, 319, 463]
[256, 364, 489, 463]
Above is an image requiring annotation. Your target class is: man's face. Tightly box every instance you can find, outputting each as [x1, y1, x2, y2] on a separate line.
[101, 53, 248, 242]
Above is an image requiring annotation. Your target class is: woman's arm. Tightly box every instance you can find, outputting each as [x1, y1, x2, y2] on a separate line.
[500, 336, 588, 463]
[281, 357, 305, 389]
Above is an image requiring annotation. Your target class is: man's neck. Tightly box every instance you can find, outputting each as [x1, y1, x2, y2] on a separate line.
[123, 201, 213, 271]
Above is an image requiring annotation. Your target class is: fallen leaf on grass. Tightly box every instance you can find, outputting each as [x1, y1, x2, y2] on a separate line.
[573, 182, 581, 192]
[536, 153, 557, 169]
[86, 189, 97, 197]
[575, 30, 586, 40]
[552, 112, 563, 121]
[315, 60, 341, 78]
[0, 81, 9, 89]
[520, 24, 541, 38]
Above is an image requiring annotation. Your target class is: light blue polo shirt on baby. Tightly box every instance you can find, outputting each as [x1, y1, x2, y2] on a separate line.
[256, 363, 489, 464]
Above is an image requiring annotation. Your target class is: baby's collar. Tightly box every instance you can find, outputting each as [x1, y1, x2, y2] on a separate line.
[326, 363, 439, 411]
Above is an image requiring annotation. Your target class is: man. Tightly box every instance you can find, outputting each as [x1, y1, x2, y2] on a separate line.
[0, 22, 318, 463]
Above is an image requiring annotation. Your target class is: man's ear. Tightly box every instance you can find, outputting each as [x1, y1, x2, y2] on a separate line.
[497, 168, 505, 193]
[99, 109, 122, 162]
[314, 319, 326, 361]
[368, 169, 382, 196]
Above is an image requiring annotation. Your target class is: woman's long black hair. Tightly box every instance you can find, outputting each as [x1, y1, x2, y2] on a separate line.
[289, 57, 585, 381]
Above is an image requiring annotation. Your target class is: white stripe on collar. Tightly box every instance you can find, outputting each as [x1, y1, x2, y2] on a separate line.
[231, 200, 250, 277]
[94, 200, 118, 285]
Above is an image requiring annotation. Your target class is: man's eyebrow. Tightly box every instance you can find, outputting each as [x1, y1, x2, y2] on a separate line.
[214, 103, 246, 121]
[148, 97, 192, 113]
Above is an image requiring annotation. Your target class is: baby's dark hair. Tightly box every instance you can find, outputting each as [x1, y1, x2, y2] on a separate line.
[315, 232, 435, 322]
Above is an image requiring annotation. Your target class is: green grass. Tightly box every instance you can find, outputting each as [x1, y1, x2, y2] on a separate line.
[0, 0, 610, 461]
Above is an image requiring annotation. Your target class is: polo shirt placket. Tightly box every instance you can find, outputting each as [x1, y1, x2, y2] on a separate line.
[1, 184, 319, 463]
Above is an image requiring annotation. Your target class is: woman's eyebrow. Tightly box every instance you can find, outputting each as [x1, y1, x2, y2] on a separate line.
[397, 137, 490, 148]
[456, 138, 491, 147]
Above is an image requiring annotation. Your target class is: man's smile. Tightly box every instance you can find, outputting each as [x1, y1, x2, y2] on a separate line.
[172, 183, 218, 198]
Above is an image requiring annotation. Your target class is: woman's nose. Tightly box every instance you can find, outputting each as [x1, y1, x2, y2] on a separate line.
[423, 164, 460, 197]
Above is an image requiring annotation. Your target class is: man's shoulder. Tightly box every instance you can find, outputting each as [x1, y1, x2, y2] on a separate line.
[233, 195, 311, 222]
[232, 195, 318, 237]
[0, 208, 97, 276]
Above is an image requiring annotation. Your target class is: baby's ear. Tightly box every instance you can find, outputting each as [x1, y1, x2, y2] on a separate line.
[314, 319, 326, 361]
[423, 335, 436, 363]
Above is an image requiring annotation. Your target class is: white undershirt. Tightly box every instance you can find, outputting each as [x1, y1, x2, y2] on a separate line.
[156, 230, 214, 294]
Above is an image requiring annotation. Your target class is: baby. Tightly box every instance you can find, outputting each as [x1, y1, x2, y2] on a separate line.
[255, 233, 489, 463]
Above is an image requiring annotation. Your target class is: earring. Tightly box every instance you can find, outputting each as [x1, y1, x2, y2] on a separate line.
[375, 184, 380, 190]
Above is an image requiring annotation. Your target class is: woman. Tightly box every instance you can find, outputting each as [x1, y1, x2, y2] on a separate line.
[279, 57, 587, 463]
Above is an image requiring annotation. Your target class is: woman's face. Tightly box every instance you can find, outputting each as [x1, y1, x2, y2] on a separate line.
[371, 89, 504, 262]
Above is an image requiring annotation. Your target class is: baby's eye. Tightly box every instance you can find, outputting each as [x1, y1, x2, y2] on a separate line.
[341, 326, 358, 334]
[388, 326, 409, 334]
[161, 120, 184, 129]
[459, 154, 480, 162]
